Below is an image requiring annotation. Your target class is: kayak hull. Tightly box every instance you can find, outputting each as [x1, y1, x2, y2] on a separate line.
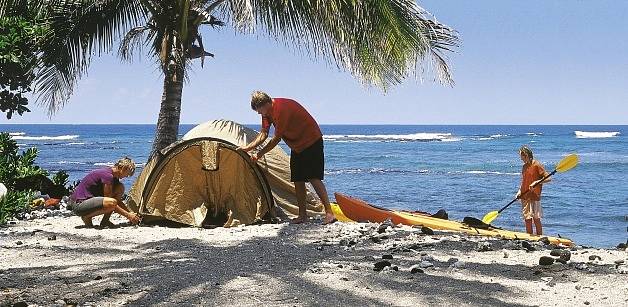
[334, 192, 573, 246]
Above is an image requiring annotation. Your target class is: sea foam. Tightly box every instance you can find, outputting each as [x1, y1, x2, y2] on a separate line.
[11, 134, 80, 141]
[574, 131, 620, 138]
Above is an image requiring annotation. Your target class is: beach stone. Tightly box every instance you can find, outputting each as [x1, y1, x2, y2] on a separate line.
[503, 251, 509, 258]
[410, 265, 424, 274]
[539, 256, 555, 265]
[373, 260, 392, 271]
[539, 237, 551, 245]
[584, 301, 590, 305]
[555, 258, 567, 264]
[382, 254, 393, 260]
[378, 220, 393, 233]
[574, 263, 588, 271]
[614, 259, 625, 265]
[364, 255, 376, 261]
[420, 226, 434, 235]
[477, 242, 492, 252]
[617, 266, 628, 274]
[370, 236, 382, 243]
[550, 249, 571, 261]
[12, 302, 27, 307]
[15, 241, 23, 245]
[588, 255, 601, 261]
[421, 255, 434, 262]
[419, 261, 434, 268]
[522, 241, 536, 251]
[48, 235, 57, 241]
[617, 243, 627, 250]
[392, 266, 399, 271]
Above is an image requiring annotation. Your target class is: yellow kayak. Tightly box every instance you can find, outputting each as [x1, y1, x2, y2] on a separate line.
[334, 193, 573, 247]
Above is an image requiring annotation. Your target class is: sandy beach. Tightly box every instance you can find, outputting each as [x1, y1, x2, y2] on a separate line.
[1, 213, 627, 307]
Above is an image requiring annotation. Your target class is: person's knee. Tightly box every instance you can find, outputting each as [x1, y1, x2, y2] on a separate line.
[102, 197, 118, 210]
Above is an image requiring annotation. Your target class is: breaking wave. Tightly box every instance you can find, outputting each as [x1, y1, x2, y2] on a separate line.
[324, 132, 458, 142]
[575, 131, 620, 138]
[11, 134, 80, 141]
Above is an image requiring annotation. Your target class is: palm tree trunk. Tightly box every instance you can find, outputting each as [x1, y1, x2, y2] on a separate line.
[152, 67, 184, 156]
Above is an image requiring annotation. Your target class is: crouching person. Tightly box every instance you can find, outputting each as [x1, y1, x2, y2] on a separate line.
[68, 157, 141, 227]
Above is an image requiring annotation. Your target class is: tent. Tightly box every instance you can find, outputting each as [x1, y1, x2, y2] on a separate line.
[127, 119, 324, 227]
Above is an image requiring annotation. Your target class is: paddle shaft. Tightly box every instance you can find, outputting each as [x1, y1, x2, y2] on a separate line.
[497, 169, 557, 214]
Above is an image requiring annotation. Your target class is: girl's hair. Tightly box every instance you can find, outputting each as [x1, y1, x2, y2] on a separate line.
[250, 91, 272, 110]
[519, 145, 533, 160]
[115, 157, 136, 176]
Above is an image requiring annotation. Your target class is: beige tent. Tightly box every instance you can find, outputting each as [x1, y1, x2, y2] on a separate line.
[127, 119, 324, 227]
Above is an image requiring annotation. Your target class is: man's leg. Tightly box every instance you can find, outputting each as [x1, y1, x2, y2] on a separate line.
[533, 218, 543, 236]
[100, 183, 124, 227]
[291, 181, 308, 223]
[309, 179, 335, 224]
[524, 219, 533, 235]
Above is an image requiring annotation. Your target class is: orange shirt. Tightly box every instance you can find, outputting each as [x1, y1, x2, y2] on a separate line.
[520, 160, 548, 201]
[262, 98, 323, 153]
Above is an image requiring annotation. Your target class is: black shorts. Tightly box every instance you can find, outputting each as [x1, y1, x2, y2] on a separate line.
[68, 197, 105, 216]
[290, 138, 324, 182]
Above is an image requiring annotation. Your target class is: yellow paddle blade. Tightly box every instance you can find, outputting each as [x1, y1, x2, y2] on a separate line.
[482, 210, 499, 224]
[331, 203, 354, 222]
[556, 153, 579, 173]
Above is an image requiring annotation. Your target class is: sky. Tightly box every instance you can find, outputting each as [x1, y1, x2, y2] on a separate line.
[3, 0, 628, 125]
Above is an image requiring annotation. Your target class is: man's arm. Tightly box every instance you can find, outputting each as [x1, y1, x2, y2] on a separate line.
[238, 131, 269, 152]
[253, 135, 282, 160]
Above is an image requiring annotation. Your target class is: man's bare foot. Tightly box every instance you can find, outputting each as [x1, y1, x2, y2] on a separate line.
[322, 214, 337, 225]
[290, 217, 308, 224]
[99, 220, 116, 228]
[81, 216, 93, 227]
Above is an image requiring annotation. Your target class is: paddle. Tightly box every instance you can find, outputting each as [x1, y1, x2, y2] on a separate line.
[481, 153, 579, 224]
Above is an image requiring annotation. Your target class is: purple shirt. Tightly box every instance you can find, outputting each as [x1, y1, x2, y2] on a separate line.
[71, 168, 118, 202]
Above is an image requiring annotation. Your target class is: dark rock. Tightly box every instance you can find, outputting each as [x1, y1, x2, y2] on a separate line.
[420, 226, 434, 235]
[382, 254, 393, 260]
[419, 261, 434, 268]
[555, 258, 567, 264]
[12, 302, 28, 307]
[340, 277, 349, 281]
[588, 255, 601, 261]
[392, 266, 399, 271]
[539, 256, 555, 265]
[410, 265, 424, 274]
[477, 242, 492, 252]
[550, 249, 562, 257]
[617, 243, 627, 250]
[533, 270, 542, 275]
[614, 259, 625, 265]
[584, 301, 590, 305]
[551, 249, 571, 261]
[15, 241, 23, 245]
[373, 260, 392, 271]
[378, 219, 393, 233]
[522, 241, 535, 251]
[370, 236, 382, 243]
[47, 235, 57, 241]
[364, 255, 376, 261]
[539, 237, 551, 245]
[94, 275, 103, 280]
[430, 209, 448, 220]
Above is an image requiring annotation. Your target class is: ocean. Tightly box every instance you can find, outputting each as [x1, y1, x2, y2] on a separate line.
[2, 124, 627, 248]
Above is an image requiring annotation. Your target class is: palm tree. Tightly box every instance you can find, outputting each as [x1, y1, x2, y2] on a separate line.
[20, 0, 458, 154]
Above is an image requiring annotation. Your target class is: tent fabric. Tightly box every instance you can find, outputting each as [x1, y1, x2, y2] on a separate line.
[127, 137, 275, 227]
[182, 119, 325, 217]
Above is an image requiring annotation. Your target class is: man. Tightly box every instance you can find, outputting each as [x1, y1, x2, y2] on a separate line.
[69, 157, 141, 227]
[239, 91, 336, 224]
[516, 146, 550, 235]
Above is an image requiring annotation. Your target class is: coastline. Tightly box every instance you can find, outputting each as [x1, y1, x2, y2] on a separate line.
[1, 215, 626, 306]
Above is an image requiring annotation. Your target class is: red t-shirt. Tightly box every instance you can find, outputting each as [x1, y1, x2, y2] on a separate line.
[262, 98, 322, 153]
[520, 160, 548, 201]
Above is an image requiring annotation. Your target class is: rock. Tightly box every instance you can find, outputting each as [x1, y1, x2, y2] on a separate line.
[373, 260, 392, 271]
[421, 255, 434, 262]
[340, 277, 349, 281]
[94, 275, 103, 280]
[419, 261, 434, 268]
[574, 263, 588, 270]
[378, 219, 393, 233]
[588, 255, 601, 261]
[539, 256, 555, 265]
[477, 242, 492, 252]
[12, 302, 27, 307]
[364, 255, 376, 261]
[550, 249, 562, 257]
[370, 236, 382, 243]
[410, 265, 424, 274]
[522, 241, 535, 251]
[614, 259, 625, 265]
[617, 243, 627, 250]
[316, 246, 324, 251]
[420, 226, 434, 235]
[15, 241, 23, 245]
[551, 249, 571, 261]
[48, 235, 57, 241]
[556, 258, 567, 264]
[503, 241, 521, 250]
[539, 237, 551, 245]
[617, 266, 628, 274]
[584, 301, 590, 305]
[391, 266, 399, 271]
[382, 254, 393, 260]
[503, 251, 509, 258]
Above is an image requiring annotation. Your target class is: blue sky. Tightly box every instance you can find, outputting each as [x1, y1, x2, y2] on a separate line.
[3, 0, 628, 125]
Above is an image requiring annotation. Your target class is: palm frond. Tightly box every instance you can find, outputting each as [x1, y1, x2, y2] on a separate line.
[33, 0, 147, 114]
[218, 0, 459, 89]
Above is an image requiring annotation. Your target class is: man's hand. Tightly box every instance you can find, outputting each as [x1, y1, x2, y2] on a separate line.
[529, 180, 542, 189]
[515, 190, 522, 199]
[251, 153, 260, 161]
[237, 146, 251, 152]
[127, 213, 141, 225]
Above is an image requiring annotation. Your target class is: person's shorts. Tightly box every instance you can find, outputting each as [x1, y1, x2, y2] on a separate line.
[290, 138, 324, 182]
[68, 197, 105, 216]
[520, 199, 542, 220]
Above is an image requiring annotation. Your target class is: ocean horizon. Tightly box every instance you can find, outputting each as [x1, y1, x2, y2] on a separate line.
[1, 123, 627, 248]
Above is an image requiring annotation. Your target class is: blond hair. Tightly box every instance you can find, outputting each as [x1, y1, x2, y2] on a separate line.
[519, 145, 533, 160]
[250, 91, 272, 110]
[114, 157, 136, 176]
